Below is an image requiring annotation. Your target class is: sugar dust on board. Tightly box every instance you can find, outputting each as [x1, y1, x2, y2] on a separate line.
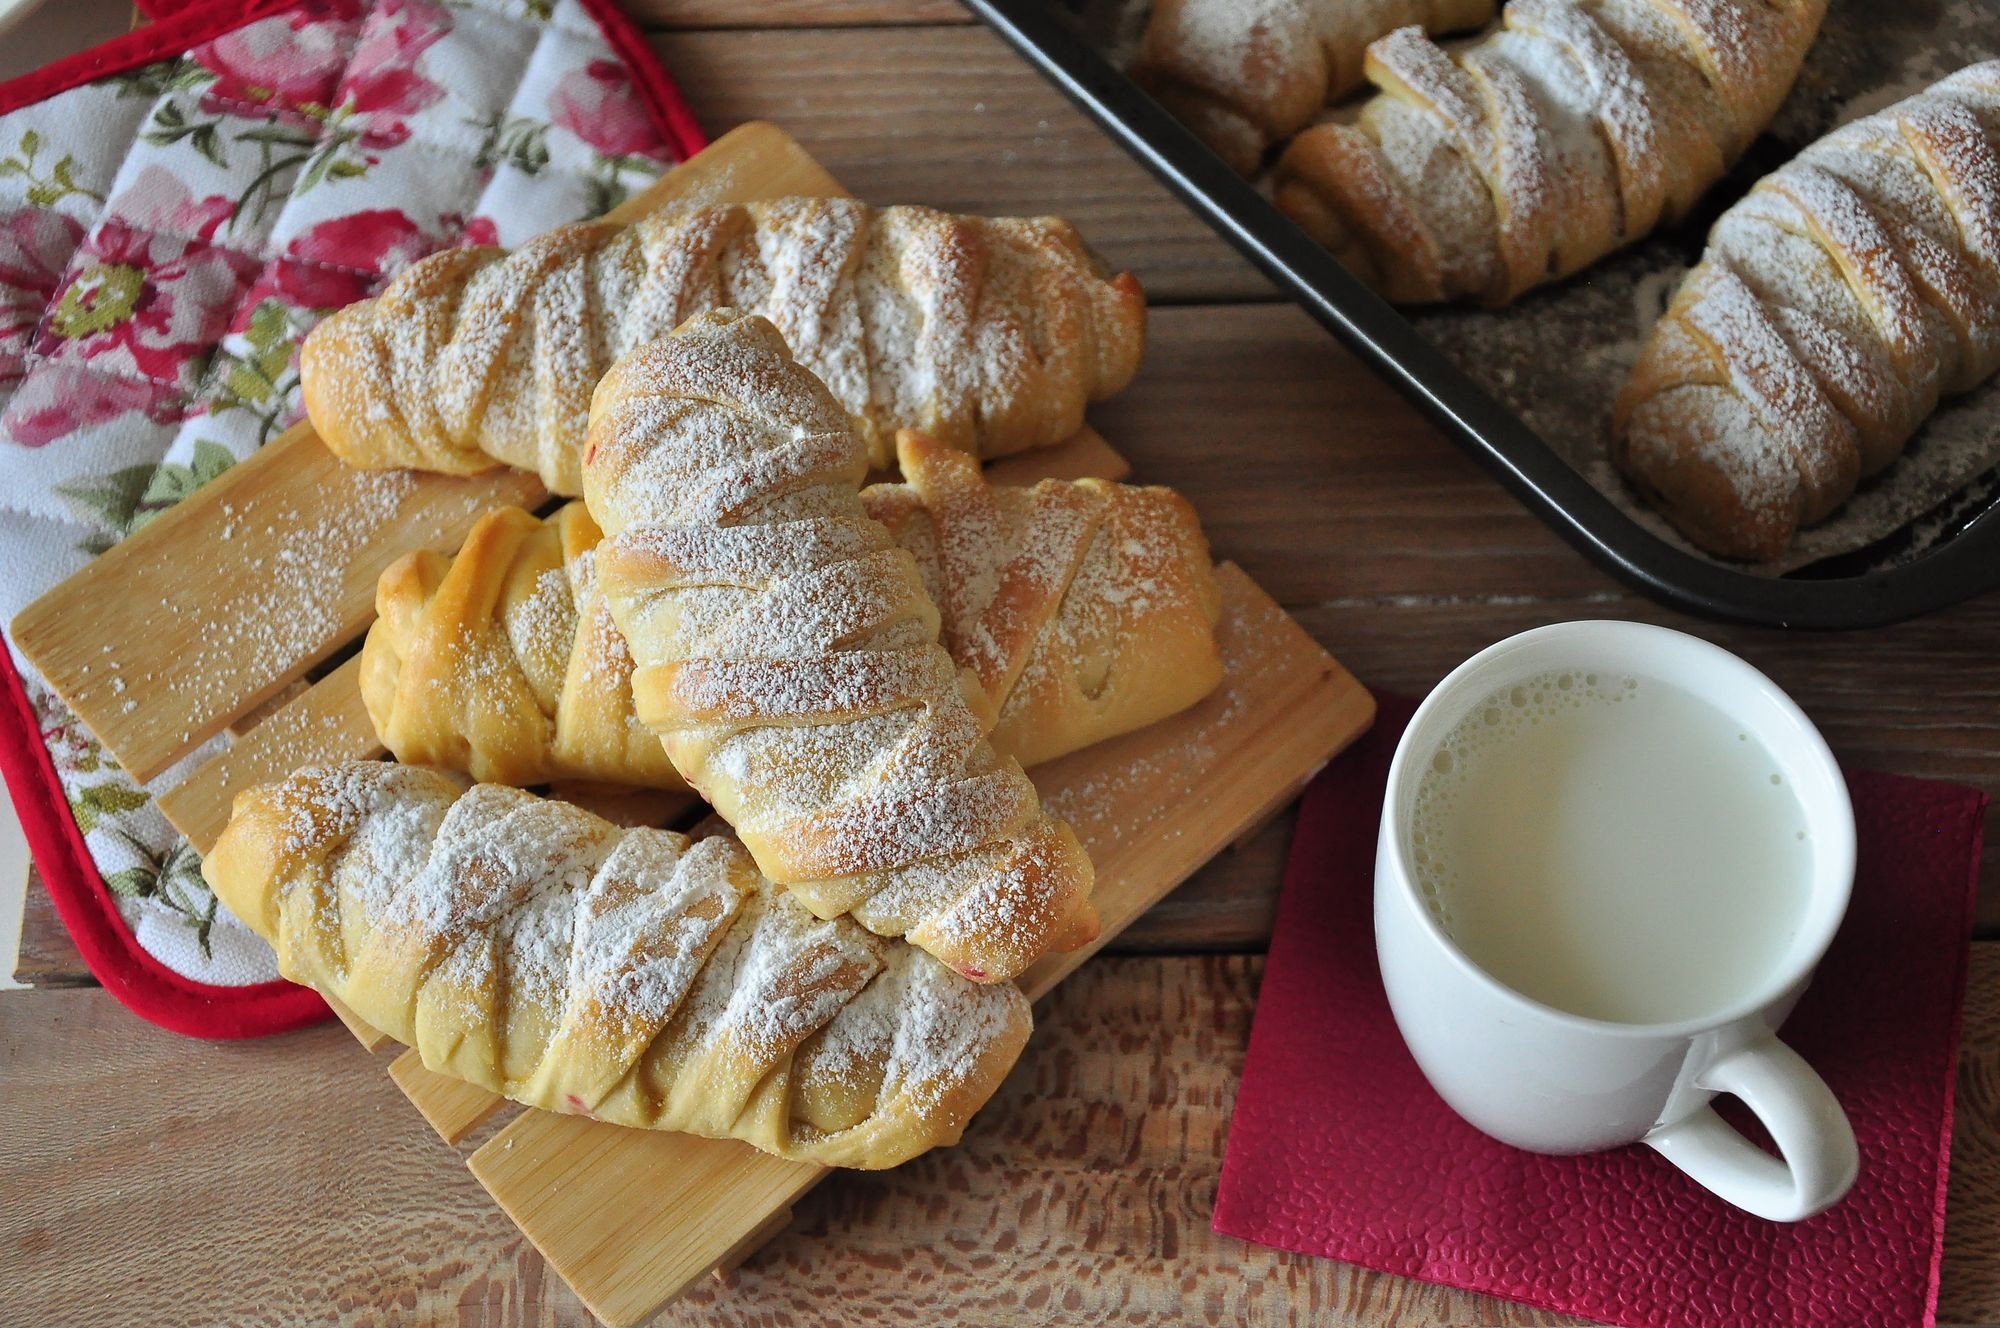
[1410, 669, 1813, 1025]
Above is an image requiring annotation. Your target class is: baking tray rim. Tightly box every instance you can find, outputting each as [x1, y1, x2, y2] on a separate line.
[965, 0, 2000, 631]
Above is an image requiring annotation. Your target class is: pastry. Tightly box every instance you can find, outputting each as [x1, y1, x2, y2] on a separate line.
[1272, 0, 1829, 306]
[585, 310, 1099, 985]
[1133, 0, 1499, 175]
[361, 501, 683, 789]
[1615, 61, 2000, 561]
[363, 433, 1223, 784]
[300, 197, 1147, 491]
[202, 762, 1032, 1169]
[865, 429, 1223, 769]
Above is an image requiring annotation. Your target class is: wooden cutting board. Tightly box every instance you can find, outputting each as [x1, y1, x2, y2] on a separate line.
[11, 122, 1376, 1327]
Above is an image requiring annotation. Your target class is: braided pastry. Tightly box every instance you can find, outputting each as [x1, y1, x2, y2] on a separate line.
[361, 501, 683, 789]
[866, 429, 1223, 769]
[1615, 62, 2000, 561]
[202, 762, 1032, 1169]
[1133, 0, 1499, 175]
[301, 197, 1147, 492]
[364, 434, 1222, 785]
[1272, 0, 1829, 306]
[585, 311, 1098, 985]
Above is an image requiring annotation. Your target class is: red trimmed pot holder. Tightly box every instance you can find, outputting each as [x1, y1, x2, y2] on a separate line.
[0, 0, 706, 1037]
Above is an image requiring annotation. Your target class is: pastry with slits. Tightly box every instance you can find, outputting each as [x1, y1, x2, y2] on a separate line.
[361, 430, 1221, 786]
[1615, 62, 2000, 561]
[1272, 0, 1829, 306]
[202, 762, 1032, 1169]
[584, 311, 1099, 985]
[1131, 0, 1498, 175]
[300, 197, 1146, 491]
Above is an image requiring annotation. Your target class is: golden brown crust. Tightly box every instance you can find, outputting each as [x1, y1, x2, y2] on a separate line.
[301, 199, 1147, 492]
[1613, 62, 2000, 560]
[1132, 0, 1499, 175]
[202, 763, 1032, 1169]
[585, 311, 1098, 985]
[866, 430, 1223, 770]
[361, 503, 685, 789]
[1273, 0, 1829, 307]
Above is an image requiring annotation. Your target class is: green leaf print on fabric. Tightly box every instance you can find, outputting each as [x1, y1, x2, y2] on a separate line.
[0, 128, 107, 207]
[472, 113, 552, 177]
[54, 439, 236, 554]
[206, 299, 303, 442]
[68, 782, 150, 834]
[145, 102, 230, 170]
[107, 57, 213, 102]
[98, 831, 219, 958]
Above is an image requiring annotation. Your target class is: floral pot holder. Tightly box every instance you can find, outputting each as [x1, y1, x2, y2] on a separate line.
[0, 0, 705, 1036]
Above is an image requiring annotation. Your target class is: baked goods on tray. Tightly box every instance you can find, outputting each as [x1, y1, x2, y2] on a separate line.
[364, 432, 1221, 785]
[1614, 61, 2000, 561]
[585, 310, 1099, 986]
[300, 198, 1147, 491]
[1272, 0, 1830, 307]
[1132, 0, 1499, 175]
[203, 762, 1032, 1169]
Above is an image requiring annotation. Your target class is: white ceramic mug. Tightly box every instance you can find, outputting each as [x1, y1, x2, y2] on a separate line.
[1374, 621, 1860, 1222]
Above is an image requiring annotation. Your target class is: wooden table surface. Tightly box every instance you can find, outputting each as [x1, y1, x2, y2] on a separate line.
[6, 3, 1998, 1325]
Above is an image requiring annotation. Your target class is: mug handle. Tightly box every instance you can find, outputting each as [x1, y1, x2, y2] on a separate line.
[1642, 1035, 1859, 1222]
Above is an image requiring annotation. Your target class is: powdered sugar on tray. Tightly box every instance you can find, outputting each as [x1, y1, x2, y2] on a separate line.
[1078, 0, 2000, 573]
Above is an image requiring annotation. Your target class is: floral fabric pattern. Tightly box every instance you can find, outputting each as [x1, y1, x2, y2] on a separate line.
[0, 0, 681, 989]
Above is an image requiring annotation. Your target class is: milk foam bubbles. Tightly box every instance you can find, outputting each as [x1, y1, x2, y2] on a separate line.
[1410, 669, 1813, 1025]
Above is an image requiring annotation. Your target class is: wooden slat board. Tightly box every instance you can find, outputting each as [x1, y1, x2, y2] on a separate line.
[10, 122, 838, 788]
[456, 560, 1368, 1327]
[8, 123, 1373, 1327]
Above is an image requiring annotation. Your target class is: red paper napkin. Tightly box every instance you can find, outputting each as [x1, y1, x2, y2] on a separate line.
[1214, 697, 1984, 1328]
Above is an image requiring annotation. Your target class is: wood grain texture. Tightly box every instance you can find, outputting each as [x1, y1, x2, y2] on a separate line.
[463, 560, 1372, 1324]
[650, 26, 1269, 303]
[630, 0, 969, 25]
[6, 950, 1994, 1327]
[11, 438, 545, 785]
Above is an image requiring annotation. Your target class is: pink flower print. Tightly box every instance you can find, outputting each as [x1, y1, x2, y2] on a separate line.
[193, 0, 363, 119]
[0, 209, 84, 383]
[110, 166, 237, 244]
[457, 215, 500, 249]
[263, 209, 441, 312]
[551, 60, 670, 163]
[336, 0, 451, 148]
[2, 363, 179, 448]
[37, 212, 260, 394]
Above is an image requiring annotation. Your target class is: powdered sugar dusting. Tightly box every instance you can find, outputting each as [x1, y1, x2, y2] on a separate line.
[311, 198, 1143, 491]
[225, 762, 1029, 1166]
[588, 311, 1095, 984]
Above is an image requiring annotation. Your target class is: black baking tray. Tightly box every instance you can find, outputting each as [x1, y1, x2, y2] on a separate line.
[964, 0, 2000, 629]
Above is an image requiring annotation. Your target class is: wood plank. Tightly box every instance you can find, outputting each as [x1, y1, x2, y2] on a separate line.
[390, 1049, 512, 1145]
[157, 654, 384, 854]
[321, 988, 392, 1053]
[650, 27, 1269, 304]
[1088, 302, 1615, 605]
[466, 563, 1373, 1325]
[10, 439, 545, 786]
[11, 873, 90, 988]
[629, 0, 969, 26]
[8, 122, 842, 792]
[6, 951, 1994, 1326]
